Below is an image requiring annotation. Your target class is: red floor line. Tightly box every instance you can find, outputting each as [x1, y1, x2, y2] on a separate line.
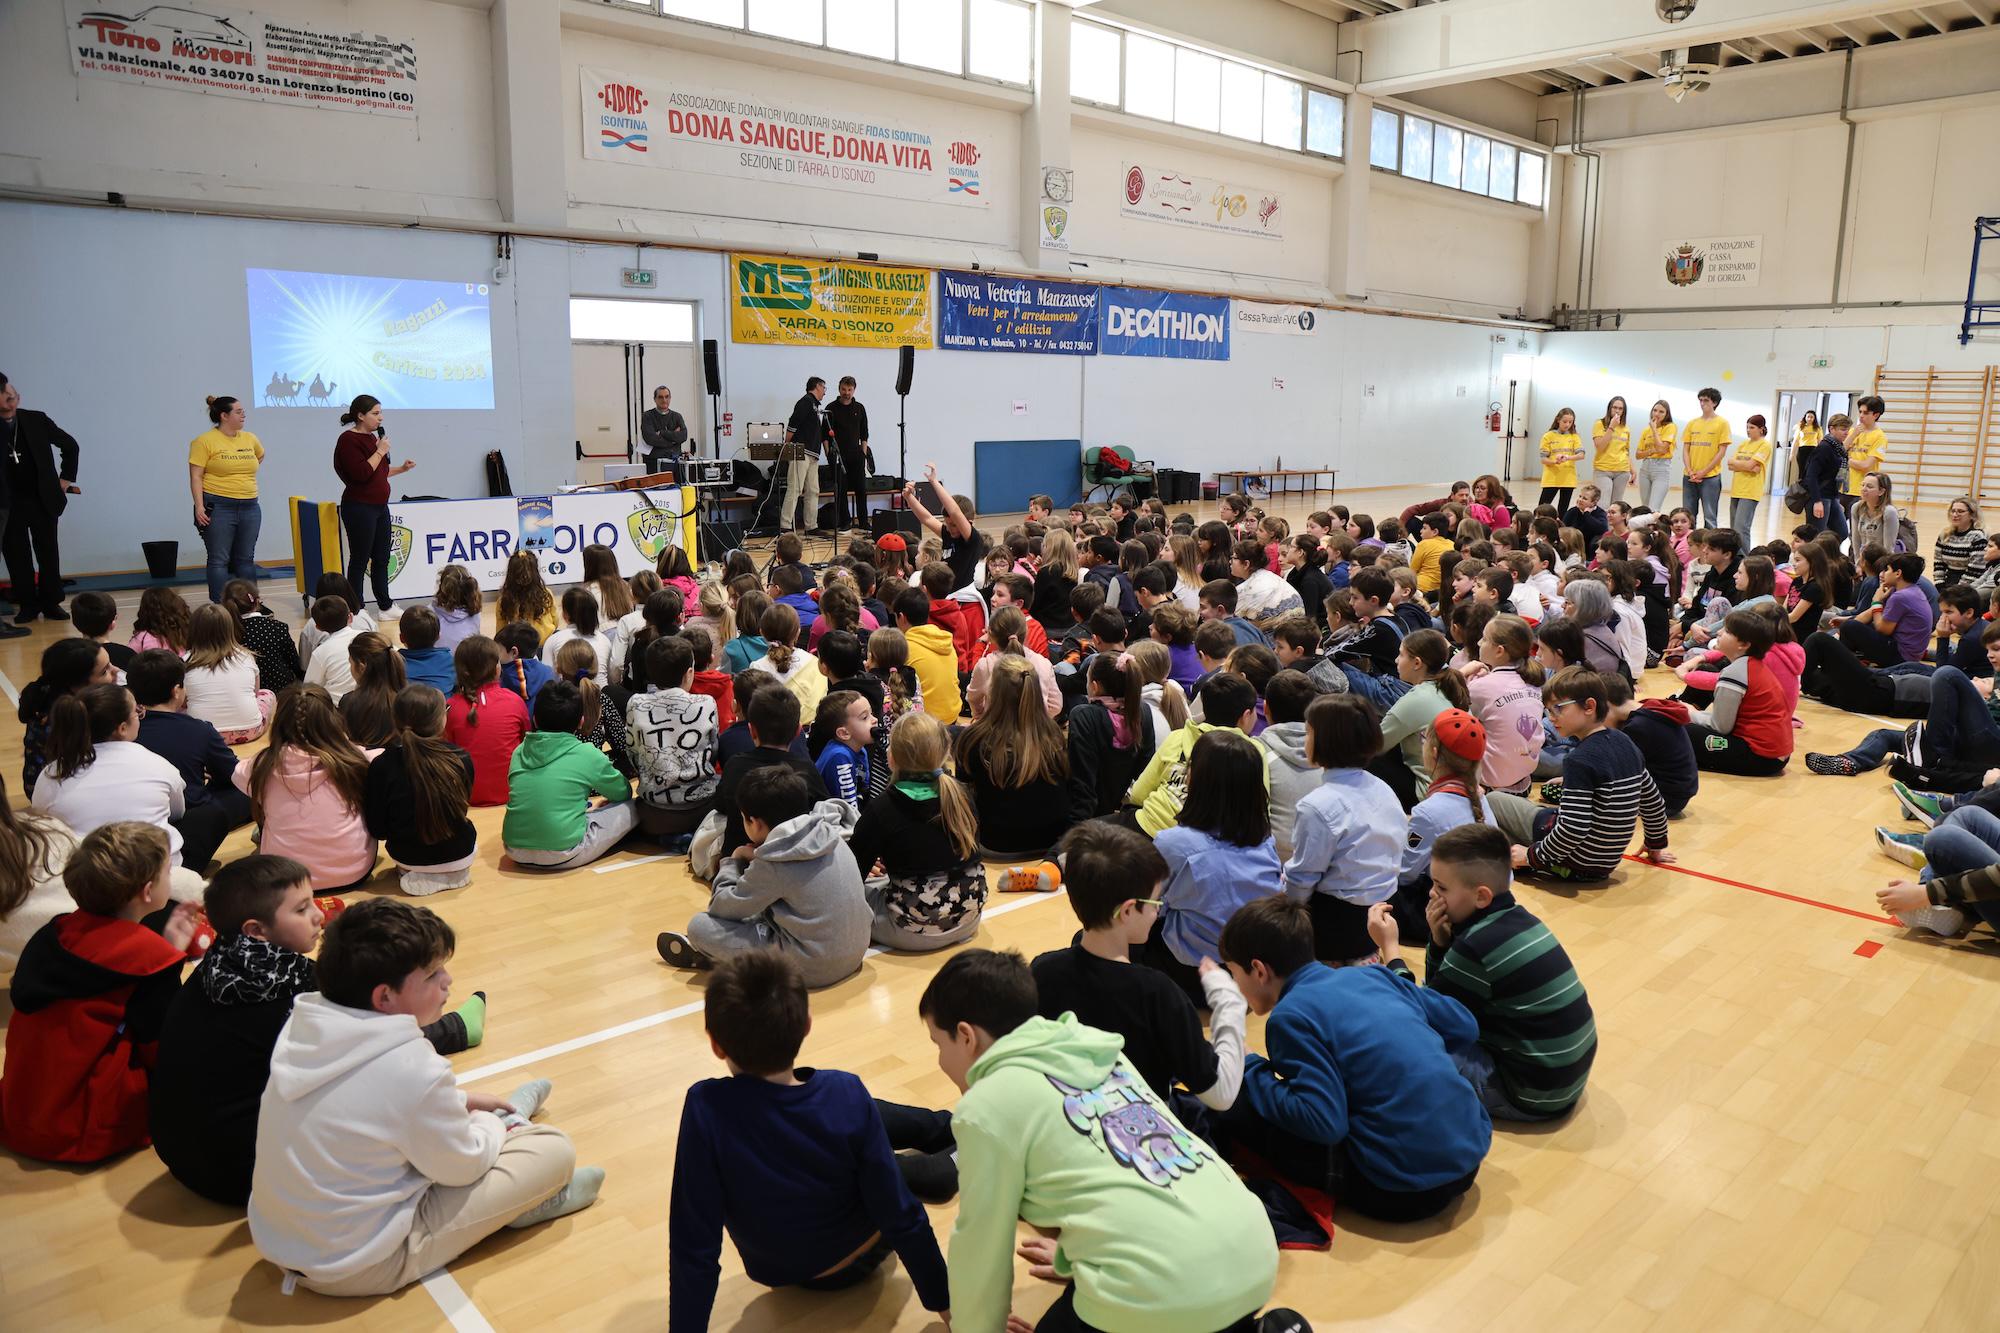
[1621, 855, 1899, 925]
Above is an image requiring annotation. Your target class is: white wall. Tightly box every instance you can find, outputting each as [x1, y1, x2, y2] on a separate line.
[1369, 178, 1534, 315]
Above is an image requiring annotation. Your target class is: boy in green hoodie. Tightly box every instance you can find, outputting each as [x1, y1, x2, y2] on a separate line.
[921, 949, 1279, 1333]
[502, 680, 637, 870]
[1123, 674, 1268, 837]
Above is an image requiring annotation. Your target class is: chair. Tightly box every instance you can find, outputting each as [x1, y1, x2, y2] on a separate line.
[1081, 445, 1156, 504]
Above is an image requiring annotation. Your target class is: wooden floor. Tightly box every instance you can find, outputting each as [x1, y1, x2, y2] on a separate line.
[4, 484, 1997, 1332]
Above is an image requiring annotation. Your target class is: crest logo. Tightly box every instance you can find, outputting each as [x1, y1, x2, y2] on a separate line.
[625, 502, 676, 562]
[1124, 165, 1146, 206]
[1665, 242, 1705, 286]
[1043, 206, 1068, 241]
[386, 521, 413, 583]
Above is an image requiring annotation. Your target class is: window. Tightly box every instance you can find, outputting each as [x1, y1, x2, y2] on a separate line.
[1262, 73, 1301, 149]
[969, 0, 1031, 84]
[1173, 47, 1222, 132]
[827, 0, 894, 60]
[1431, 124, 1462, 188]
[1071, 20, 1122, 104]
[1305, 89, 1343, 157]
[1488, 141, 1517, 202]
[900, 0, 963, 73]
[1123, 32, 1175, 121]
[568, 299, 696, 345]
[747, 0, 820, 44]
[664, 0, 743, 21]
[1370, 107, 1399, 170]
[1220, 63, 1263, 140]
[1401, 115, 1432, 180]
[1517, 148, 1545, 206]
[1462, 134, 1489, 196]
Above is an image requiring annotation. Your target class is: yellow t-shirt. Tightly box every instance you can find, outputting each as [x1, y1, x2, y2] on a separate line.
[1846, 426, 1888, 495]
[1540, 432, 1582, 487]
[1729, 438, 1771, 501]
[1410, 536, 1454, 593]
[189, 428, 265, 499]
[1682, 416, 1731, 479]
[1796, 425, 1822, 452]
[1636, 422, 1677, 460]
[1591, 420, 1632, 472]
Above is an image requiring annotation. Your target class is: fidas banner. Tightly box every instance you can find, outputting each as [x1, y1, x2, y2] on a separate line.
[729, 253, 933, 350]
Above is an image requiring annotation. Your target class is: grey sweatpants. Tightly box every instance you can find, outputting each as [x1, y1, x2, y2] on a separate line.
[506, 803, 638, 870]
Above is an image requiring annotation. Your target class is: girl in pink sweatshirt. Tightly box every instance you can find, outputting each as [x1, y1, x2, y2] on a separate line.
[235, 685, 382, 890]
[1465, 614, 1547, 795]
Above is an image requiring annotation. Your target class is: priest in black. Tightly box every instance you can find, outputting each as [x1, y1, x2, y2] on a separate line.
[0, 372, 79, 627]
[640, 384, 689, 475]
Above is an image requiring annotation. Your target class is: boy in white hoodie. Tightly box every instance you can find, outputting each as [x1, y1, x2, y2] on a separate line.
[249, 898, 604, 1296]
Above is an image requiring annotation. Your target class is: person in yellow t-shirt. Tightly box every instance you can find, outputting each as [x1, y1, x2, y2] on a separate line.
[1591, 396, 1634, 506]
[1539, 408, 1584, 510]
[188, 393, 267, 603]
[1725, 413, 1773, 546]
[1408, 510, 1456, 599]
[1680, 387, 1731, 528]
[1635, 398, 1678, 513]
[1846, 394, 1889, 498]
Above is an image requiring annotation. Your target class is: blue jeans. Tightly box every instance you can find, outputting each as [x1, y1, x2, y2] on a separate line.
[1926, 667, 2000, 770]
[199, 494, 261, 603]
[1683, 475, 1721, 527]
[1729, 496, 1759, 547]
[1810, 493, 1849, 540]
[1920, 806, 2000, 929]
[1450, 1042, 1563, 1122]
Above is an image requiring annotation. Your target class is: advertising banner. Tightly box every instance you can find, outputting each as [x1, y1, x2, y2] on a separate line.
[1100, 288, 1231, 361]
[937, 270, 1100, 355]
[1233, 302, 1320, 336]
[1120, 163, 1284, 240]
[380, 489, 695, 601]
[65, 0, 418, 117]
[729, 252, 932, 350]
[582, 67, 986, 209]
[1661, 235, 1763, 290]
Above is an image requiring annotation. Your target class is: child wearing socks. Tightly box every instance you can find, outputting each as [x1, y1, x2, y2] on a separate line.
[365, 685, 479, 895]
[248, 898, 598, 1297]
[150, 856, 485, 1205]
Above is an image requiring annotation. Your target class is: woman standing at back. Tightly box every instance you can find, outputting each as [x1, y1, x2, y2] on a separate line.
[332, 395, 415, 615]
[1634, 399, 1677, 512]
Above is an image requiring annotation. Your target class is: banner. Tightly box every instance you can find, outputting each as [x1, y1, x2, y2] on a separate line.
[1100, 289, 1231, 361]
[65, 0, 417, 117]
[1120, 163, 1284, 240]
[938, 270, 1099, 355]
[379, 489, 695, 601]
[729, 252, 932, 349]
[1233, 302, 1320, 337]
[1661, 235, 1763, 290]
[582, 67, 986, 209]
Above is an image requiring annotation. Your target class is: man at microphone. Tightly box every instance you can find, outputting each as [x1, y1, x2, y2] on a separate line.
[781, 376, 830, 534]
[824, 375, 872, 532]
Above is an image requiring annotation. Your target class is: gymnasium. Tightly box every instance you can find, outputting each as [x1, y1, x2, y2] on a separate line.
[3, 0, 2000, 1329]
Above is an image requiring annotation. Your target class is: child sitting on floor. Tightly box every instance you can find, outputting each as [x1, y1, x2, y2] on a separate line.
[447, 634, 532, 807]
[396, 606, 456, 692]
[1393, 710, 1488, 943]
[502, 680, 636, 871]
[658, 765, 868, 988]
[238, 685, 380, 891]
[847, 712, 987, 953]
[365, 685, 479, 895]
[541, 586, 610, 668]
[1123, 672, 1263, 837]
[1218, 896, 1490, 1222]
[494, 620, 555, 709]
[668, 950, 949, 1333]
[248, 898, 598, 1297]
[1282, 693, 1404, 964]
[182, 603, 275, 743]
[0, 822, 194, 1163]
[810, 689, 875, 810]
[1368, 822, 1597, 1122]
[627, 635, 721, 841]
[302, 596, 364, 702]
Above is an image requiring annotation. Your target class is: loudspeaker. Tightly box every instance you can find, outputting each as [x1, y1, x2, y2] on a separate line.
[699, 519, 745, 561]
[872, 510, 921, 539]
[702, 339, 721, 396]
[894, 344, 916, 396]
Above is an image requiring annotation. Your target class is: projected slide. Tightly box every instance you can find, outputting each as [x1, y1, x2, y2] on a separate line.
[246, 269, 494, 410]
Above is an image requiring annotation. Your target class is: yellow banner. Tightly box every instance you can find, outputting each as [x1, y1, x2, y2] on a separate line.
[729, 252, 933, 349]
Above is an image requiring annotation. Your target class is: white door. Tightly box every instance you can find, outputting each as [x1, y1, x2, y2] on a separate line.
[638, 342, 705, 457]
[570, 342, 707, 484]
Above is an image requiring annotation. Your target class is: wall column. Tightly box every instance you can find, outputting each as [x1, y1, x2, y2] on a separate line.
[492, 0, 566, 228]
[1019, 6, 1075, 271]
[1328, 91, 1372, 301]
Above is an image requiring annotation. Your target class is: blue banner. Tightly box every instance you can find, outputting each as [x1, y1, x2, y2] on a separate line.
[1099, 287, 1231, 360]
[937, 270, 1101, 354]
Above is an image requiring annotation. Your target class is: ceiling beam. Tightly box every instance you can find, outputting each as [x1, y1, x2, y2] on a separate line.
[1785, 27, 1831, 50]
[1345, 0, 1946, 94]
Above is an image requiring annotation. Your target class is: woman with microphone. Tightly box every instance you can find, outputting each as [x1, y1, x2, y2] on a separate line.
[333, 395, 415, 614]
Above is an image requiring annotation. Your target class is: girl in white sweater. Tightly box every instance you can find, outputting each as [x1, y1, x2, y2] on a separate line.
[182, 603, 276, 743]
[31, 683, 186, 866]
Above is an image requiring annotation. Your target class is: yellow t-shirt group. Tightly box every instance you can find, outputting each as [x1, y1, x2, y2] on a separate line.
[1636, 423, 1677, 460]
[1591, 420, 1631, 472]
[1729, 438, 1772, 501]
[1846, 426, 1888, 495]
[1539, 431, 1584, 487]
[1682, 416, 1732, 479]
[188, 428, 265, 499]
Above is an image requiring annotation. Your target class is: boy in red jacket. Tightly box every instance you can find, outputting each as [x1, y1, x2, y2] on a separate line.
[919, 561, 980, 671]
[682, 625, 736, 730]
[1, 821, 197, 1163]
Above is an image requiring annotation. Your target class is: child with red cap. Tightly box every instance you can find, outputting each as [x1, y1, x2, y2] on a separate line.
[1388, 708, 1489, 943]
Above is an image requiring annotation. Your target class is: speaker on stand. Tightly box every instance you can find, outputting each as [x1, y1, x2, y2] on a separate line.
[891, 343, 917, 531]
[693, 338, 737, 568]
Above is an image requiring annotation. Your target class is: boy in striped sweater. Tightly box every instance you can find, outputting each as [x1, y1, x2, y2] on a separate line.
[1486, 667, 1673, 881]
[1368, 823, 1597, 1120]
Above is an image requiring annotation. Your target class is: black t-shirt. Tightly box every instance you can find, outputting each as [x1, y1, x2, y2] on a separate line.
[1030, 941, 1218, 1101]
[824, 399, 869, 454]
[944, 524, 990, 591]
[1792, 577, 1827, 638]
[716, 747, 829, 852]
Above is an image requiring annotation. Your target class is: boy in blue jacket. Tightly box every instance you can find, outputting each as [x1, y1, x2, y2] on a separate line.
[495, 620, 554, 708]
[1218, 895, 1490, 1222]
[396, 607, 456, 692]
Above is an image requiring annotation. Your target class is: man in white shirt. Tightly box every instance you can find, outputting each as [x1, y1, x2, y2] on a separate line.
[303, 599, 364, 701]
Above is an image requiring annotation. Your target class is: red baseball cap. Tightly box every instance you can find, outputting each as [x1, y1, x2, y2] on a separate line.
[1432, 709, 1487, 763]
[876, 533, 908, 552]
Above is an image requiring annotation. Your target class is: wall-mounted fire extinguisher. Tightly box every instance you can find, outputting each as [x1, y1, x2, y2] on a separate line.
[1487, 403, 1503, 433]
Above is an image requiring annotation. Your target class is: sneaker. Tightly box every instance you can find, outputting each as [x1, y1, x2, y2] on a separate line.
[1904, 721, 1928, 768]
[1538, 780, 1564, 805]
[1896, 905, 1967, 937]
[656, 931, 713, 970]
[1257, 1312, 1315, 1333]
[1892, 780, 1943, 828]
[896, 1149, 960, 1204]
[1805, 752, 1859, 777]
[1873, 826, 1928, 870]
[998, 860, 1062, 893]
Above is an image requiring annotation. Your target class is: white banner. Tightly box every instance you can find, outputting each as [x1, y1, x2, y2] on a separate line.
[65, 0, 418, 117]
[382, 490, 691, 601]
[1661, 234, 1762, 290]
[582, 67, 987, 209]
[1233, 302, 1320, 336]
[1120, 163, 1284, 240]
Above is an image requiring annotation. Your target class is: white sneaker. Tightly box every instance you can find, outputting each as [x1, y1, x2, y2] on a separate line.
[1896, 905, 1967, 937]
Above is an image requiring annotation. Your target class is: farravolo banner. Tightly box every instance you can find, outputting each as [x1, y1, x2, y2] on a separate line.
[379, 490, 695, 602]
[729, 253, 933, 350]
[64, 0, 418, 118]
[582, 67, 987, 209]
[1120, 162, 1285, 241]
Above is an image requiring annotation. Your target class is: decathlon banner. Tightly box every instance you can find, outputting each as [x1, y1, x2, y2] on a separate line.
[729, 253, 932, 350]
[65, 0, 418, 118]
[937, 270, 1100, 355]
[581, 67, 987, 209]
[371, 489, 696, 602]
[1099, 289, 1231, 361]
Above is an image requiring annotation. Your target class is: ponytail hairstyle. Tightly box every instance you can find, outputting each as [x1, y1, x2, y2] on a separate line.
[867, 626, 913, 717]
[0, 773, 64, 922]
[553, 637, 604, 735]
[392, 684, 470, 845]
[340, 631, 407, 745]
[1400, 627, 1471, 709]
[497, 549, 554, 628]
[1424, 719, 1487, 824]
[434, 562, 483, 617]
[697, 581, 735, 646]
[451, 634, 503, 725]
[656, 544, 696, 585]
[340, 393, 381, 427]
[760, 601, 802, 674]
[1125, 638, 1189, 729]
[206, 394, 238, 424]
[1086, 651, 1146, 749]
[1640, 525, 1682, 597]
[819, 581, 862, 633]
[20, 637, 110, 725]
[888, 712, 978, 860]
[248, 684, 369, 823]
[955, 656, 1067, 790]
[182, 602, 245, 672]
[221, 577, 264, 627]
[1483, 613, 1547, 687]
[582, 544, 634, 619]
[133, 586, 193, 653]
[559, 584, 600, 639]
[986, 605, 1028, 658]
[47, 684, 135, 781]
